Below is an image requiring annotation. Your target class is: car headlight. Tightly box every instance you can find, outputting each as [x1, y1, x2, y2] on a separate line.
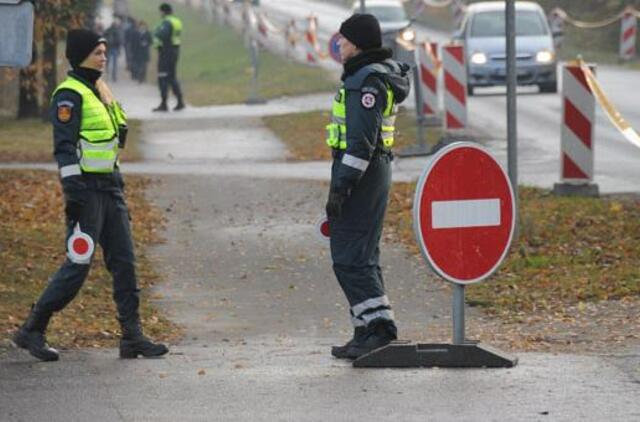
[401, 29, 415, 42]
[470, 52, 487, 65]
[536, 50, 554, 63]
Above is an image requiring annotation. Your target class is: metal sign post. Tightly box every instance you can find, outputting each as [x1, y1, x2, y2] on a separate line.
[506, 0, 519, 237]
[354, 143, 518, 368]
[360, 0, 366, 13]
[246, 37, 266, 105]
[0, 1, 34, 68]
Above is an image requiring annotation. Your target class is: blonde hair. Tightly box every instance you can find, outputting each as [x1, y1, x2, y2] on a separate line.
[96, 78, 114, 105]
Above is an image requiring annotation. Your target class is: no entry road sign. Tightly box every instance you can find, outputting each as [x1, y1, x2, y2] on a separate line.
[413, 143, 515, 284]
[328, 32, 341, 63]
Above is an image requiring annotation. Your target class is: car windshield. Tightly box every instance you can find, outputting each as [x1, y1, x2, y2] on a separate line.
[366, 6, 407, 23]
[470, 10, 548, 37]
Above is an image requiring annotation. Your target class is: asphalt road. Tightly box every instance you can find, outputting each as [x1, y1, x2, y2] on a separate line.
[258, 0, 640, 193]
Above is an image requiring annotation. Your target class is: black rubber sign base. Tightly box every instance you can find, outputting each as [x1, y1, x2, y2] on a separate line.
[353, 341, 518, 368]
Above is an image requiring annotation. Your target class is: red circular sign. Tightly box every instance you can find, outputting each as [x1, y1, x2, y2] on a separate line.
[72, 237, 90, 255]
[414, 143, 515, 284]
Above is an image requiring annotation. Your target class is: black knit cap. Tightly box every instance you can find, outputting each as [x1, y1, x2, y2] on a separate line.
[339, 13, 382, 51]
[160, 3, 172, 13]
[65, 29, 107, 69]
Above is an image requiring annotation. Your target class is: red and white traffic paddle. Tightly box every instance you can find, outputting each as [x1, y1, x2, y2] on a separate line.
[315, 215, 330, 243]
[67, 223, 94, 264]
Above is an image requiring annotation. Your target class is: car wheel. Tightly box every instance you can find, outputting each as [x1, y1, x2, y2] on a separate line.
[467, 85, 474, 96]
[539, 81, 557, 93]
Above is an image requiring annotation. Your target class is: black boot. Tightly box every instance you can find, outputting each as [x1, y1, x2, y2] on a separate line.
[345, 321, 397, 360]
[152, 103, 168, 112]
[173, 101, 185, 111]
[13, 307, 59, 362]
[331, 327, 366, 359]
[119, 318, 169, 359]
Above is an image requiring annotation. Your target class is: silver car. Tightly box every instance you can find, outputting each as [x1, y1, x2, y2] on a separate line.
[455, 1, 558, 95]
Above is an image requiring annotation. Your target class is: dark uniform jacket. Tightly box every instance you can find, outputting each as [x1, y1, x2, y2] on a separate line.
[332, 49, 411, 192]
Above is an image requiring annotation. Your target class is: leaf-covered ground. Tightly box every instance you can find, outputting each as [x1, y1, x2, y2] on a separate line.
[386, 183, 640, 352]
[0, 170, 181, 350]
[0, 118, 143, 163]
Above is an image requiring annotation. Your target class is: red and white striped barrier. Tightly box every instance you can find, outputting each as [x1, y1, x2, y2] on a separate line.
[560, 63, 596, 183]
[620, 8, 637, 60]
[442, 44, 467, 131]
[416, 42, 440, 117]
[304, 15, 326, 64]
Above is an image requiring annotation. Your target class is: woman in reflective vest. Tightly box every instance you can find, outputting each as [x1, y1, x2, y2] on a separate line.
[13, 29, 168, 362]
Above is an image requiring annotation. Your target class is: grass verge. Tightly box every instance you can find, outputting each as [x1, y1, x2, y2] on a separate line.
[0, 118, 143, 163]
[0, 170, 181, 350]
[386, 183, 640, 320]
[128, 0, 337, 106]
[263, 109, 442, 161]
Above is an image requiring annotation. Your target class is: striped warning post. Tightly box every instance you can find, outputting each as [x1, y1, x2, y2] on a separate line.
[560, 63, 596, 183]
[416, 42, 439, 117]
[442, 44, 467, 131]
[304, 15, 321, 64]
[620, 8, 637, 60]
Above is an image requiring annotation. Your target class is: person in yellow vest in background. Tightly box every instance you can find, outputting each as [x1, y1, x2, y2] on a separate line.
[13, 29, 169, 362]
[153, 3, 185, 111]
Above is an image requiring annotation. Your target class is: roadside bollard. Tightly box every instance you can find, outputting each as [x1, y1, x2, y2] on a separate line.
[442, 44, 468, 134]
[620, 7, 637, 61]
[553, 61, 598, 196]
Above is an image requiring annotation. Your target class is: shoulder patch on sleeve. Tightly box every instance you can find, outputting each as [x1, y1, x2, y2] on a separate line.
[361, 92, 376, 109]
[56, 100, 74, 124]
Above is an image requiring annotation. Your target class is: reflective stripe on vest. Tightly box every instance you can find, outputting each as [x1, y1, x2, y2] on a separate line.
[53, 77, 119, 174]
[326, 85, 397, 150]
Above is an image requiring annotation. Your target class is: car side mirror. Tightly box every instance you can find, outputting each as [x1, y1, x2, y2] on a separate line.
[0, 1, 34, 67]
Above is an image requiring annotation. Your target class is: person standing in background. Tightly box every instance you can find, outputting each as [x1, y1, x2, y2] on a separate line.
[123, 16, 138, 79]
[134, 21, 152, 83]
[104, 17, 123, 82]
[153, 3, 185, 111]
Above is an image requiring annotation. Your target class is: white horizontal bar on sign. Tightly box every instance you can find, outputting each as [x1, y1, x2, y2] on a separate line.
[431, 199, 501, 229]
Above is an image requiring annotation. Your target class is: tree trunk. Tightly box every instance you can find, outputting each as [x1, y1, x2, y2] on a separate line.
[17, 42, 40, 119]
[42, 25, 57, 119]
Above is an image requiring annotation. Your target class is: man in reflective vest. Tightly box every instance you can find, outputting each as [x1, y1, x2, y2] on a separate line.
[153, 2, 185, 111]
[13, 29, 168, 362]
[326, 14, 410, 359]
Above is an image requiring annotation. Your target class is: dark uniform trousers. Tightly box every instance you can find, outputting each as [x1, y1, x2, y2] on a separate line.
[158, 46, 183, 104]
[330, 150, 393, 327]
[36, 186, 140, 323]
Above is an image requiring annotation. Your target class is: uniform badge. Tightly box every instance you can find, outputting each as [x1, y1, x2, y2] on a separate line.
[56, 101, 74, 123]
[361, 92, 376, 109]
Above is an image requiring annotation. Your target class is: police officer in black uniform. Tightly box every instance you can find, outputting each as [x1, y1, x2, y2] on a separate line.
[325, 14, 410, 359]
[13, 29, 168, 362]
[153, 3, 185, 112]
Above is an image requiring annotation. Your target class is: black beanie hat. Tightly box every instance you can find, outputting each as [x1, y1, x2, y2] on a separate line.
[160, 3, 172, 14]
[339, 13, 382, 51]
[65, 29, 106, 69]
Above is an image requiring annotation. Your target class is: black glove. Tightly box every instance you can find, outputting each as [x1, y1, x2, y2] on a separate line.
[118, 125, 128, 149]
[61, 175, 88, 224]
[64, 197, 85, 224]
[326, 188, 349, 220]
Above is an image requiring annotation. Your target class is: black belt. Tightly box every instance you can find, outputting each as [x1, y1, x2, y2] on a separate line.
[331, 147, 392, 159]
